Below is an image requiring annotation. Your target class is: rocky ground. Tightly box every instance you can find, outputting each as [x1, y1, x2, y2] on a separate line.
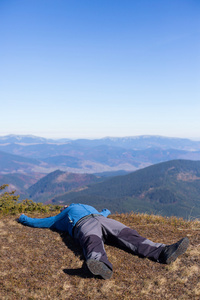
[0, 212, 200, 299]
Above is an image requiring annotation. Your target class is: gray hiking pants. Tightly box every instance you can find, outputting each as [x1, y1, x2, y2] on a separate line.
[74, 214, 165, 270]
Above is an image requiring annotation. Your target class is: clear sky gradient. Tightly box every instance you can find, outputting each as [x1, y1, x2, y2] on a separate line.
[0, 0, 199, 139]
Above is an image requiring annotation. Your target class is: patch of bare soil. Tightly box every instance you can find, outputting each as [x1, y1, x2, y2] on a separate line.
[0, 213, 200, 299]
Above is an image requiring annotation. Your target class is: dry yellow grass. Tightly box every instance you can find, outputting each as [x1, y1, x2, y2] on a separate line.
[0, 212, 200, 299]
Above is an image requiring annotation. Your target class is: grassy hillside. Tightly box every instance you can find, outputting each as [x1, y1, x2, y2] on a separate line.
[51, 160, 200, 219]
[27, 170, 106, 202]
[1, 212, 199, 299]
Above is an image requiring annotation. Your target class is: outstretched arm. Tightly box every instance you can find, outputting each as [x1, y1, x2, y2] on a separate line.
[18, 208, 71, 231]
[18, 214, 57, 228]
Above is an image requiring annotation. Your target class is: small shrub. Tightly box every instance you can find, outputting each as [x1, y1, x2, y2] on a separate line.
[0, 184, 61, 215]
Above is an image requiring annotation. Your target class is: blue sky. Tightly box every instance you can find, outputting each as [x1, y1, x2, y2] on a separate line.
[0, 0, 199, 139]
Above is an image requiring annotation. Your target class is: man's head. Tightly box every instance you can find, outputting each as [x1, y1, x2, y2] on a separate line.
[60, 205, 69, 212]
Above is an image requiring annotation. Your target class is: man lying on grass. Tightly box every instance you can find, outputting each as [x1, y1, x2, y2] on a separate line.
[18, 203, 189, 280]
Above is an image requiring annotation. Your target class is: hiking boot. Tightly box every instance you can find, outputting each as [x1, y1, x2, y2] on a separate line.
[158, 237, 189, 264]
[86, 259, 113, 279]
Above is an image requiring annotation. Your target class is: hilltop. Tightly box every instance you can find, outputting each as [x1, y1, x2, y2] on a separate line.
[49, 160, 200, 220]
[1, 212, 199, 299]
[27, 170, 106, 202]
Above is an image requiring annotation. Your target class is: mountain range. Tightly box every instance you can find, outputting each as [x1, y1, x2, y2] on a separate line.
[48, 159, 200, 220]
[1, 135, 200, 177]
[1, 134, 200, 150]
[1, 135, 200, 219]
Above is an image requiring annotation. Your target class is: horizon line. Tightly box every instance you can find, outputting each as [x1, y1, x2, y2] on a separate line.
[0, 133, 200, 142]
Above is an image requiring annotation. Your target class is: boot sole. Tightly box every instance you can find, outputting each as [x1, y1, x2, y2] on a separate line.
[166, 237, 189, 264]
[86, 259, 113, 279]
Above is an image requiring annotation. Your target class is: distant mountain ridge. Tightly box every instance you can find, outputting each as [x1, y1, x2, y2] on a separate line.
[0, 134, 71, 145]
[1, 134, 200, 150]
[0, 134, 200, 175]
[49, 159, 200, 220]
[27, 169, 106, 202]
[0, 150, 41, 173]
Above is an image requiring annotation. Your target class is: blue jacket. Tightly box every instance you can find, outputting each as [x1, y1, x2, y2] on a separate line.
[18, 203, 111, 236]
